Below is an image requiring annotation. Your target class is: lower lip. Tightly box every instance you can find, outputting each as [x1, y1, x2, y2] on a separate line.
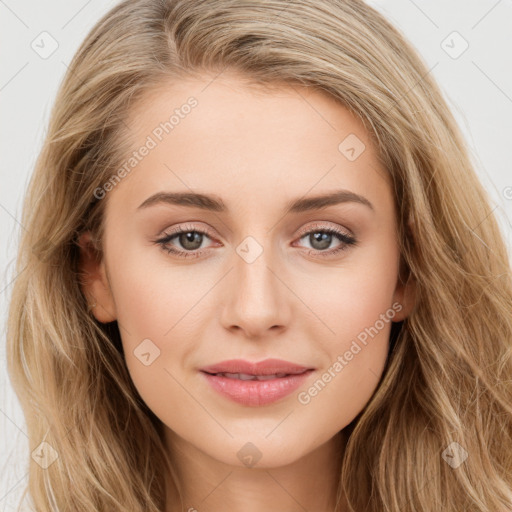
[201, 370, 314, 406]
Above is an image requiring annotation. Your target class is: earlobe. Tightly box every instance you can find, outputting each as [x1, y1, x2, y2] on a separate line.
[77, 231, 117, 323]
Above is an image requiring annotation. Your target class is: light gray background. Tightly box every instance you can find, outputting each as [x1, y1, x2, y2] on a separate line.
[1, 0, 511, 510]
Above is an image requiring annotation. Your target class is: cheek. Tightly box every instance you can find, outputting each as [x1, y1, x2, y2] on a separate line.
[296, 241, 399, 416]
[106, 244, 208, 391]
[297, 289, 394, 431]
[315, 239, 400, 342]
[109, 258, 197, 425]
[109, 241, 201, 338]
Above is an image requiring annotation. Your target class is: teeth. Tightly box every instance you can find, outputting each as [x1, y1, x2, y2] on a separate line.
[237, 373, 256, 381]
[216, 372, 289, 380]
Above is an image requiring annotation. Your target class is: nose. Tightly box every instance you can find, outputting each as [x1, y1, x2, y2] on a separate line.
[220, 240, 291, 340]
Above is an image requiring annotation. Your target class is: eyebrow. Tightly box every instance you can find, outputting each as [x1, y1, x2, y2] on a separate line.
[137, 189, 374, 213]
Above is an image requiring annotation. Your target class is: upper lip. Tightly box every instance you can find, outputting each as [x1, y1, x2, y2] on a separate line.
[200, 358, 314, 376]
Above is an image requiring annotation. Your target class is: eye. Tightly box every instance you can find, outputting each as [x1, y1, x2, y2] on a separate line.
[153, 223, 218, 259]
[293, 222, 357, 258]
[153, 222, 358, 259]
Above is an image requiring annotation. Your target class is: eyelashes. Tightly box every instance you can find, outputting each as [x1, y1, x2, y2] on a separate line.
[153, 222, 358, 260]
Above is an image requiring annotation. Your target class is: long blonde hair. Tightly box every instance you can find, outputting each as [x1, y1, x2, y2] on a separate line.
[6, 0, 512, 510]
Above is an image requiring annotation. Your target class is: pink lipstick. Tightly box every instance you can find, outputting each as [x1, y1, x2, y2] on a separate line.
[200, 358, 314, 406]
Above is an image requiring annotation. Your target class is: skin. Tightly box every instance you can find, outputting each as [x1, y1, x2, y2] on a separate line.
[78, 70, 415, 512]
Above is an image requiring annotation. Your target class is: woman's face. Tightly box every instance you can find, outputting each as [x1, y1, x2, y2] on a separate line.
[80, 71, 414, 469]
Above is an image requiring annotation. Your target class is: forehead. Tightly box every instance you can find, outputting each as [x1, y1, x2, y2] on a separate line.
[109, 71, 393, 217]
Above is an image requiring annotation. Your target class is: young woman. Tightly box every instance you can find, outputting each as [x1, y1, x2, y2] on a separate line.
[6, 0, 512, 510]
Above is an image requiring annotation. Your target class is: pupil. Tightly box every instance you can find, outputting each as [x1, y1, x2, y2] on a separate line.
[180, 231, 202, 250]
[311, 232, 331, 250]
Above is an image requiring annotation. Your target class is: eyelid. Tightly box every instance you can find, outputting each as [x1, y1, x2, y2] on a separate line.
[294, 220, 353, 238]
[160, 222, 217, 239]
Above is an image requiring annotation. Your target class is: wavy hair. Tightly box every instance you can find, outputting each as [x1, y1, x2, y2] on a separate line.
[6, 0, 512, 510]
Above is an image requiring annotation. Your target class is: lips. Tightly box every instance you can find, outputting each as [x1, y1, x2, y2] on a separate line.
[211, 372, 290, 381]
[199, 358, 315, 406]
[200, 358, 313, 376]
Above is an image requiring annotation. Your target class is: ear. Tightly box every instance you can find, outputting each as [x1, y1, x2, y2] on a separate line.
[392, 219, 417, 322]
[77, 231, 117, 323]
[392, 261, 416, 322]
